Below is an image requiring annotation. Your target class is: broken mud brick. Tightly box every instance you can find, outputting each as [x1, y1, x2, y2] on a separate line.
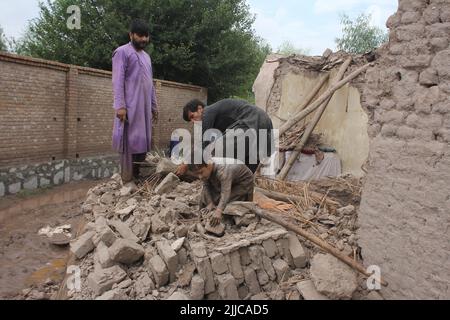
[205, 221, 225, 237]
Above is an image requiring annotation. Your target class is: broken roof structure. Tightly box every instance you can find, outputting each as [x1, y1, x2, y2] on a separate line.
[253, 51, 371, 179]
[254, 0, 450, 300]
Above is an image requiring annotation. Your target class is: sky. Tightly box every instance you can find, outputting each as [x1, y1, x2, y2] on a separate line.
[247, 0, 398, 54]
[0, 0, 398, 55]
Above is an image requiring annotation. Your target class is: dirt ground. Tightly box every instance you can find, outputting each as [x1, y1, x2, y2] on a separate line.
[0, 180, 105, 299]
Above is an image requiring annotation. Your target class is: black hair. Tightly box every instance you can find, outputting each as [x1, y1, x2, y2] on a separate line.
[183, 99, 206, 122]
[130, 19, 149, 37]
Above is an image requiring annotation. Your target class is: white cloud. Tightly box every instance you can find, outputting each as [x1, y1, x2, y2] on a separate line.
[253, 9, 340, 55]
[314, 0, 397, 17]
[253, 7, 306, 49]
[250, 1, 398, 56]
[0, 0, 40, 39]
[314, 0, 361, 14]
[365, 4, 396, 29]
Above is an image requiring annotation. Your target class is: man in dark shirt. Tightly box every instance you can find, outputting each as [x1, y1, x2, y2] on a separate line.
[189, 162, 254, 227]
[178, 99, 275, 175]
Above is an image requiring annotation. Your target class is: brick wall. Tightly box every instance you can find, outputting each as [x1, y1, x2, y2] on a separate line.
[153, 81, 208, 151]
[0, 52, 207, 167]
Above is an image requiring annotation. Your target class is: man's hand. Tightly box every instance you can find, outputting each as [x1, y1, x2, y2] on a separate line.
[152, 109, 159, 123]
[175, 164, 188, 177]
[117, 108, 127, 122]
[210, 208, 223, 227]
[200, 203, 215, 216]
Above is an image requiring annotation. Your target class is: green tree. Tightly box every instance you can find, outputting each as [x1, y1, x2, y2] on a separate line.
[16, 0, 269, 101]
[335, 13, 388, 54]
[0, 26, 7, 51]
[277, 40, 311, 56]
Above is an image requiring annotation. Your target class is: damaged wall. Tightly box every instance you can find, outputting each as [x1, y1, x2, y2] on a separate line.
[252, 0, 449, 299]
[278, 69, 370, 177]
[254, 56, 370, 177]
[358, 0, 450, 299]
[253, 54, 283, 112]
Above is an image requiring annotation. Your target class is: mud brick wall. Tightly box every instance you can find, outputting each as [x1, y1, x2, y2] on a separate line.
[152, 81, 208, 151]
[162, 228, 307, 300]
[358, 0, 450, 299]
[0, 52, 207, 167]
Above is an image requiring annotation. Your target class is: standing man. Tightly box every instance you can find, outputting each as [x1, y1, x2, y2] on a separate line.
[112, 19, 159, 186]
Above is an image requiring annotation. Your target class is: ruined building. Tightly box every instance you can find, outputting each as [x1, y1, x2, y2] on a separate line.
[253, 0, 449, 299]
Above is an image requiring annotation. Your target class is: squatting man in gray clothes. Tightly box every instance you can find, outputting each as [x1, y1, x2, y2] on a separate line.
[188, 162, 254, 228]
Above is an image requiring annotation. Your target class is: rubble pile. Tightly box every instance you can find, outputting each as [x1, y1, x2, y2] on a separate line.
[256, 176, 362, 259]
[65, 161, 380, 301]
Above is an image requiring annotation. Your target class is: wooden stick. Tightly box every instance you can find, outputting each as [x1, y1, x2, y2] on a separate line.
[273, 114, 288, 123]
[278, 58, 353, 181]
[255, 187, 340, 207]
[279, 63, 372, 137]
[240, 203, 389, 287]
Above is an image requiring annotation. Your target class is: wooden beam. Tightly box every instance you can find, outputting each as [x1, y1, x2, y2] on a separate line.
[255, 187, 341, 207]
[239, 202, 389, 287]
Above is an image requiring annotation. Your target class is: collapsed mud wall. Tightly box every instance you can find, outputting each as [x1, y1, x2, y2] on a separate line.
[254, 53, 371, 177]
[358, 0, 450, 299]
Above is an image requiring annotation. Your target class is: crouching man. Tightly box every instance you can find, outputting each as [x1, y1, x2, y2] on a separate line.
[189, 162, 254, 227]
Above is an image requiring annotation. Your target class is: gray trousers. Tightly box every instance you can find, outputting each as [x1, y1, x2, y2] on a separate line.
[199, 185, 254, 209]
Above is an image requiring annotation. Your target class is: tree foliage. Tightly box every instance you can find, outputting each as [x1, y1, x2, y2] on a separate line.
[335, 13, 388, 54]
[0, 26, 7, 51]
[277, 40, 311, 56]
[16, 0, 270, 101]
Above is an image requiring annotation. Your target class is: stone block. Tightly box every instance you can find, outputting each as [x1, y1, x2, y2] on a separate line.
[70, 231, 96, 259]
[273, 259, 291, 283]
[155, 173, 180, 195]
[190, 275, 205, 300]
[109, 239, 145, 265]
[244, 268, 261, 295]
[148, 255, 169, 288]
[310, 253, 358, 300]
[297, 280, 329, 300]
[262, 239, 278, 258]
[217, 274, 239, 300]
[108, 220, 140, 243]
[87, 265, 127, 296]
[156, 241, 179, 283]
[210, 252, 229, 275]
[288, 233, 307, 269]
[195, 257, 216, 295]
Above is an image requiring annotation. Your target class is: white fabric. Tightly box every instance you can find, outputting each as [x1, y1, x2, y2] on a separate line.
[260, 151, 281, 177]
[261, 152, 342, 181]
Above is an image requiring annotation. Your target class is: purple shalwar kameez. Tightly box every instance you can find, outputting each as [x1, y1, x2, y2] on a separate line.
[112, 43, 158, 182]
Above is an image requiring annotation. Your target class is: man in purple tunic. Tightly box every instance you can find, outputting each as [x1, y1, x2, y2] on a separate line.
[112, 20, 159, 185]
